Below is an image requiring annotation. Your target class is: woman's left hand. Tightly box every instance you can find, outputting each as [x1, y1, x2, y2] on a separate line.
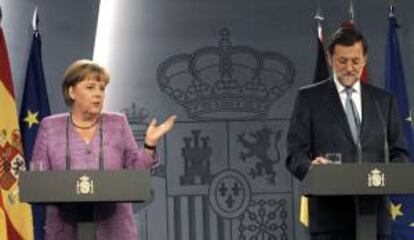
[145, 115, 177, 147]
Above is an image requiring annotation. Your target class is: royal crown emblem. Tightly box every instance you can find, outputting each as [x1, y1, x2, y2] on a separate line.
[157, 28, 295, 120]
[368, 168, 385, 187]
[76, 175, 95, 194]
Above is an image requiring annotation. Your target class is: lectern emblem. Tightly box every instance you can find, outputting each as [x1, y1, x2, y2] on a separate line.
[368, 168, 385, 187]
[76, 175, 94, 194]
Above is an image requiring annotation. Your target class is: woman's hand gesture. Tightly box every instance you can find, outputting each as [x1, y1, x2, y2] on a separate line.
[144, 115, 177, 147]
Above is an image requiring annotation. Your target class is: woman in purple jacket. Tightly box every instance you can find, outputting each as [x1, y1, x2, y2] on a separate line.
[31, 59, 176, 240]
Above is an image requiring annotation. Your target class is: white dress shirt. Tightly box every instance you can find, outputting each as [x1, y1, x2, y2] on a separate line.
[333, 74, 363, 121]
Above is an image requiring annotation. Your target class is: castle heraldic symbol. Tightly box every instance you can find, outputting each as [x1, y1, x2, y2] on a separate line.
[181, 130, 213, 185]
[124, 28, 295, 239]
[156, 28, 294, 120]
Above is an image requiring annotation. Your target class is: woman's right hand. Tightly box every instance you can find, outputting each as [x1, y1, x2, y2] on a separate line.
[144, 115, 177, 147]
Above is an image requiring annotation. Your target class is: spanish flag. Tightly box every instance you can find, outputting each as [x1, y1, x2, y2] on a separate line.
[0, 22, 34, 240]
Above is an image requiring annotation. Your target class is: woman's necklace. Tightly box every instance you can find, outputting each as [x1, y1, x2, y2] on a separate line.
[70, 114, 100, 129]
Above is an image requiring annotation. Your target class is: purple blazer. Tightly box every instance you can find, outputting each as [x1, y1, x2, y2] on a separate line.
[31, 112, 158, 240]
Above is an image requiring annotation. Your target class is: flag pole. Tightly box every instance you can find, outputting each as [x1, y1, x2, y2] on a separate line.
[314, 0, 324, 21]
[314, 0, 324, 40]
[388, 0, 395, 17]
[387, 0, 413, 134]
[32, 7, 38, 31]
[32, 6, 40, 38]
[348, 0, 354, 23]
[20, 4, 50, 240]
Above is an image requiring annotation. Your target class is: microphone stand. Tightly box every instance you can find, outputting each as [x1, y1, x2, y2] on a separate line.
[375, 100, 390, 164]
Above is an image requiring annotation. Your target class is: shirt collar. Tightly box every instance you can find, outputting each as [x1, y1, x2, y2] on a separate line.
[333, 72, 361, 94]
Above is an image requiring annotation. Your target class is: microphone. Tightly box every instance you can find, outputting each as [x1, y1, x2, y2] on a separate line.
[66, 117, 71, 170]
[98, 118, 104, 171]
[374, 100, 390, 164]
[356, 138, 362, 164]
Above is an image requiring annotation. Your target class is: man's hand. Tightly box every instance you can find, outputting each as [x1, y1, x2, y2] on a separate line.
[311, 156, 329, 165]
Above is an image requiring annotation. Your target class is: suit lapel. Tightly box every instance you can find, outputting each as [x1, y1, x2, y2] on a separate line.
[360, 84, 375, 143]
[322, 79, 355, 144]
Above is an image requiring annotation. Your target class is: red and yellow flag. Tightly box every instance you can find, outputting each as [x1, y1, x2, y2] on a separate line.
[0, 25, 33, 240]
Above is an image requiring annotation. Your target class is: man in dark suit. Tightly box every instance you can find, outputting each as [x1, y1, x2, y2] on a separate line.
[285, 27, 408, 239]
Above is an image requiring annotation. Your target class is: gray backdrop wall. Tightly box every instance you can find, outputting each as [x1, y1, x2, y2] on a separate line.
[2, 0, 414, 239]
[0, 0, 100, 113]
[98, 1, 414, 239]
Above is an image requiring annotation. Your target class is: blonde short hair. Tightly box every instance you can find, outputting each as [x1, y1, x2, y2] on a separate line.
[61, 59, 110, 106]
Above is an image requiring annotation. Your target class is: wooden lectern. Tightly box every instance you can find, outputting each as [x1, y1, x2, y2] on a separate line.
[19, 170, 151, 240]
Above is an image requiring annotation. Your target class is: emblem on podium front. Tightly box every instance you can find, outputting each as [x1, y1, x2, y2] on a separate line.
[368, 168, 385, 187]
[76, 175, 95, 194]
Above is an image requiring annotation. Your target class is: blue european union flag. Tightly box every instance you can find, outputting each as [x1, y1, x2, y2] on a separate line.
[385, 12, 414, 240]
[19, 30, 50, 240]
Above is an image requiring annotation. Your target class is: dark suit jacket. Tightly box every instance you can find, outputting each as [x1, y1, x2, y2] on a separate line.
[286, 79, 408, 234]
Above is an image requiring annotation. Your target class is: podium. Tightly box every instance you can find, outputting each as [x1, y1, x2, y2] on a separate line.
[302, 163, 414, 240]
[19, 170, 151, 240]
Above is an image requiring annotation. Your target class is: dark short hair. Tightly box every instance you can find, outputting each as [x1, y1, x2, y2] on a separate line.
[327, 26, 368, 56]
[61, 59, 110, 107]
